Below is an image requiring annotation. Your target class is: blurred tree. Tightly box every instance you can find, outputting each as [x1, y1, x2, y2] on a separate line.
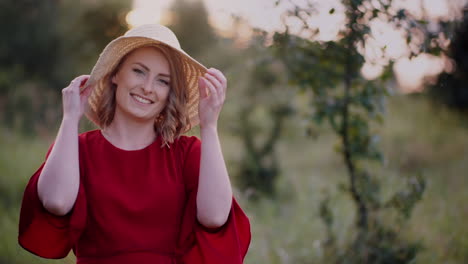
[0, 0, 130, 134]
[234, 32, 293, 199]
[428, 9, 468, 113]
[55, 0, 130, 85]
[0, 0, 60, 83]
[0, 0, 60, 131]
[270, 0, 442, 263]
[168, 0, 217, 58]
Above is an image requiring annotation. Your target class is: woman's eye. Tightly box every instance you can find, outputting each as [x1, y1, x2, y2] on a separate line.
[159, 79, 169, 86]
[133, 68, 144, 75]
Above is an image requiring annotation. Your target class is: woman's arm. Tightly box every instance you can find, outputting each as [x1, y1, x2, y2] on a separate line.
[197, 126, 233, 228]
[37, 75, 91, 216]
[196, 68, 233, 228]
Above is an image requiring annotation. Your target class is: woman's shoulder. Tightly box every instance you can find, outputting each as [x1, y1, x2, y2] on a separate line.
[174, 134, 200, 144]
[172, 134, 200, 148]
[169, 135, 201, 156]
[78, 129, 102, 145]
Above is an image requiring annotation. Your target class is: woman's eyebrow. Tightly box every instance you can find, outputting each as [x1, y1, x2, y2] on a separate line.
[133, 62, 170, 77]
[133, 62, 150, 71]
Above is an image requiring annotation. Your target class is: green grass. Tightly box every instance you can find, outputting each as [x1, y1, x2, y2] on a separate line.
[1, 95, 467, 263]
[0, 130, 75, 263]
[241, 95, 468, 264]
[382, 97, 468, 264]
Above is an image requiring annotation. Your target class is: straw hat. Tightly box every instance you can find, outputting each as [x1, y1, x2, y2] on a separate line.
[83, 24, 207, 128]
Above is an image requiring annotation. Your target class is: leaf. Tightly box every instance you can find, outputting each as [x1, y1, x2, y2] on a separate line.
[372, 9, 379, 19]
[385, 173, 426, 219]
[374, 113, 384, 124]
[396, 9, 406, 20]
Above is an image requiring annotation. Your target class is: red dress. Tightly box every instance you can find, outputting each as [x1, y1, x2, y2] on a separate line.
[18, 130, 251, 264]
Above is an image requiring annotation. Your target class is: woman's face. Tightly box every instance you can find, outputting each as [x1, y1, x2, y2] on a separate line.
[112, 46, 171, 123]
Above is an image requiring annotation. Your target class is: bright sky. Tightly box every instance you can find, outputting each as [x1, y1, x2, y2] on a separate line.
[127, 0, 467, 92]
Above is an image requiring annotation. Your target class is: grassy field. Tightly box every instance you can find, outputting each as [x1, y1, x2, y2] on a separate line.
[240, 95, 468, 264]
[0, 95, 467, 263]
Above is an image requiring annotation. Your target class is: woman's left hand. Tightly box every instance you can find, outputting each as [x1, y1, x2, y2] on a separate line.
[198, 68, 227, 129]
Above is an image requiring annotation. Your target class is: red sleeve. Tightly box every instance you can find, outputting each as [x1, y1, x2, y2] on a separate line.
[18, 143, 87, 259]
[177, 136, 251, 264]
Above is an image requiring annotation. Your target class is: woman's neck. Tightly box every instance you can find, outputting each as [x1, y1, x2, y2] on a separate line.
[102, 114, 157, 151]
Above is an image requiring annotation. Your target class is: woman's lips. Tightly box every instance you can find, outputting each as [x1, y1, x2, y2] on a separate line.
[130, 93, 154, 104]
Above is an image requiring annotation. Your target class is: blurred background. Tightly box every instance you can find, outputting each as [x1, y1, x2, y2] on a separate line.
[1, 0, 467, 263]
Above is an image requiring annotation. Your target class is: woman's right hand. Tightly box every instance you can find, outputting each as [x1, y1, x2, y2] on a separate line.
[62, 75, 92, 121]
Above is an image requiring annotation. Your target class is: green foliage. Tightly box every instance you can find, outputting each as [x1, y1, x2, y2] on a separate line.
[0, 0, 131, 134]
[385, 173, 426, 219]
[0, 0, 60, 84]
[168, 0, 217, 58]
[233, 32, 294, 199]
[428, 11, 468, 113]
[56, 0, 130, 83]
[342, 224, 422, 264]
[242, 96, 468, 264]
[269, 0, 453, 263]
[0, 0, 60, 133]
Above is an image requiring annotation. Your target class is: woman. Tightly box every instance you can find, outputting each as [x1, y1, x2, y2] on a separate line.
[18, 24, 251, 264]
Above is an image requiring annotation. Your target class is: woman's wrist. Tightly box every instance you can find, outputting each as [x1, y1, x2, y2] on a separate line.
[200, 124, 218, 136]
[62, 114, 81, 127]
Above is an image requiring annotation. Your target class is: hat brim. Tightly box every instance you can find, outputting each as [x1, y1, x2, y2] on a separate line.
[83, 36, 207, 128]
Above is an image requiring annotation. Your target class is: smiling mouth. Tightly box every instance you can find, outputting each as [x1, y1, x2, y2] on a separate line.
[131, 93, 154, 104]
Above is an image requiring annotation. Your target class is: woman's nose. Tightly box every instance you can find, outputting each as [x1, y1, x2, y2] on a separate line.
[142, 79, 153, 94]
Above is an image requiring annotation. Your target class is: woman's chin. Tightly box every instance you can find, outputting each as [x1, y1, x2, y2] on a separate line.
[120, 111, 158, 124]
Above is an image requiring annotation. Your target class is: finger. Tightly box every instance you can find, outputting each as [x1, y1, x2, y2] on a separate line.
[79, 77, 92, 96]
[80, 84, 93, 98]
[79, 76, 89, 87]
[70, 75, 87, 83]
[80, 75, 92, 91]
[204, 73, 223, 94]
[207, 68, 227, 87]
[198, 77, 208, 99]
[207, 69, 227, 97]
[75, 74, 90, 81]
[201, 76, 218, 100]
[69, 75, 90, 90]
[204, 74, 225, 102]
[69, 80, 78, 89]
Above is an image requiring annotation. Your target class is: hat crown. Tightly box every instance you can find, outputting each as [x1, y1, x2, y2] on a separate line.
[124, 24, 181, 50]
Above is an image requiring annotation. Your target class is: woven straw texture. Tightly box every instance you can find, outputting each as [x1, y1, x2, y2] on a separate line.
[83, 24, 207, 128]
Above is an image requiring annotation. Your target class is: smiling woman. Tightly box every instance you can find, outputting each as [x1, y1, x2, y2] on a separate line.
[18, 24, 251, 264]
[112, 47, 171, 125]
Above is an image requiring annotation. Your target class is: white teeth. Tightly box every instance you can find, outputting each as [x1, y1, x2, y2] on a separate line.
[132, 94, 152, 104]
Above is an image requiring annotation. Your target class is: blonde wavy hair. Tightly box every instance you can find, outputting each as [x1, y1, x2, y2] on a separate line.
[91, 45, 192, 147]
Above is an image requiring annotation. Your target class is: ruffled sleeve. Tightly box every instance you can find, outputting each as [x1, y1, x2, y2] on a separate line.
[18, 143, 87, 259]
[177, 136, 251, 264]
